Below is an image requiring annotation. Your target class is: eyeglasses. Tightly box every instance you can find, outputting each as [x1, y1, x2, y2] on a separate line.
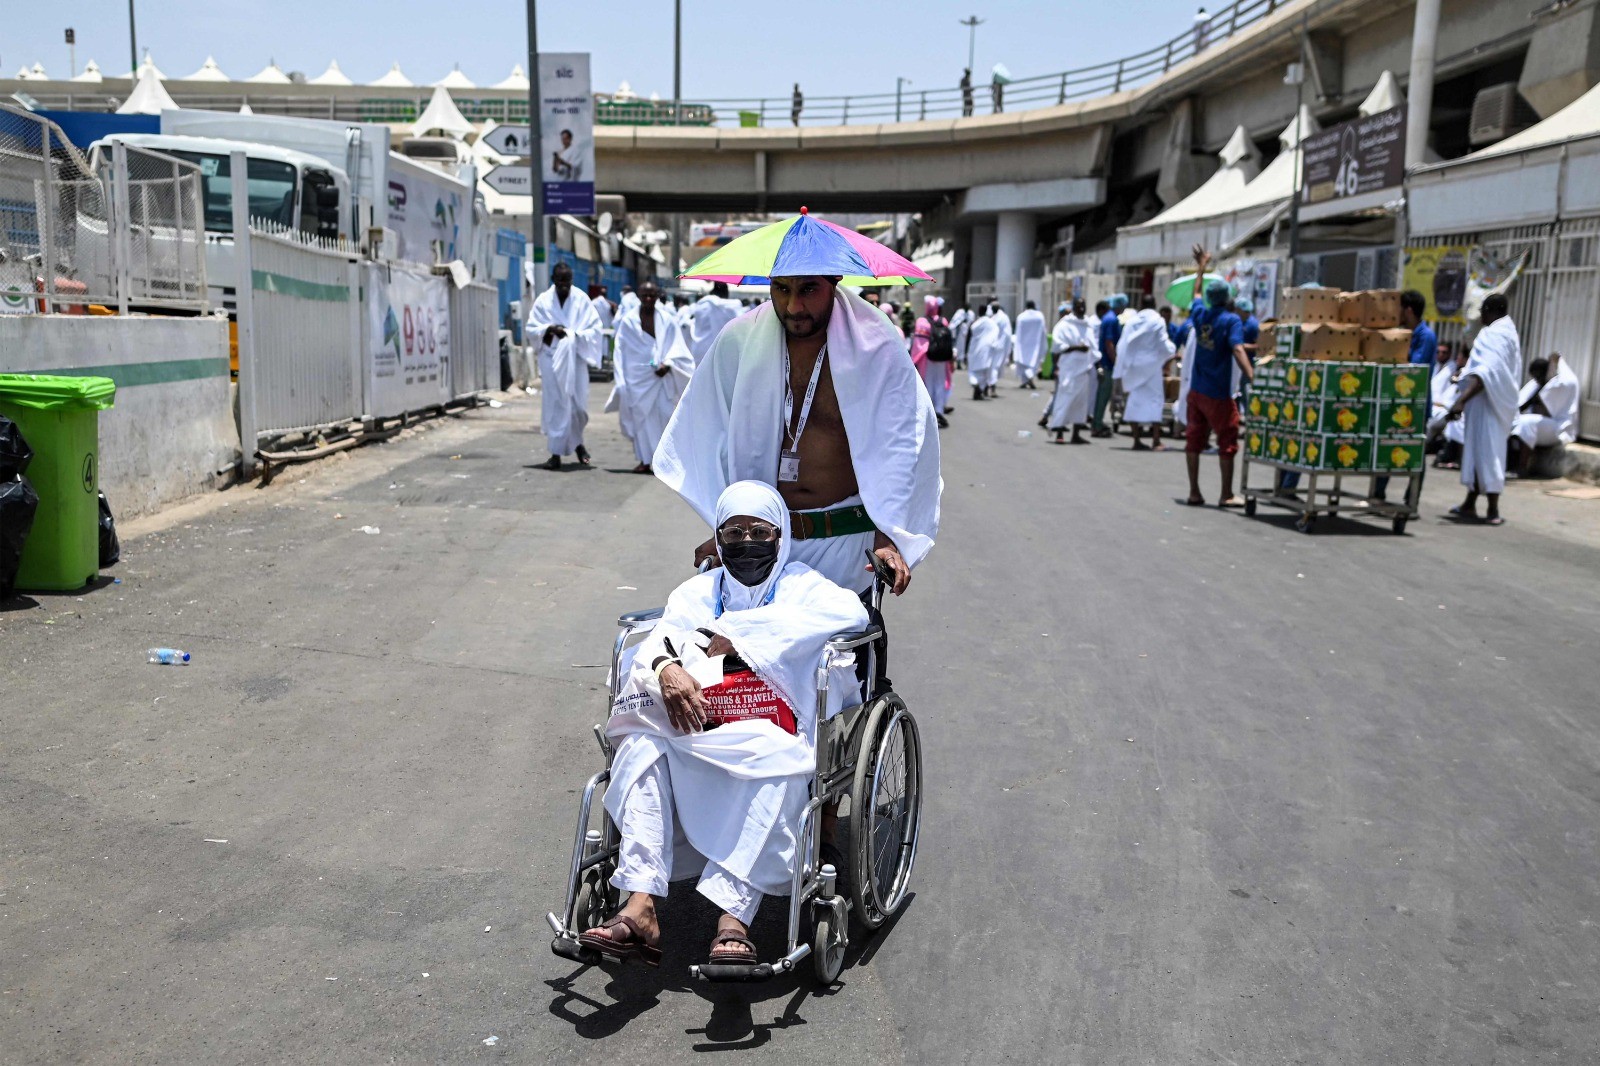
[718, 522, 780, 544]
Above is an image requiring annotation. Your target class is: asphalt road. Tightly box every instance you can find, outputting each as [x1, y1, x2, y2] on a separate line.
[4, 385, 1598, 1064]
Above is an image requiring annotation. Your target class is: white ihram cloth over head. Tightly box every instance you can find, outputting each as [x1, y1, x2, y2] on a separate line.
[605, 301, 696, 464]
[604, 481, 868, 912]
[689, 294, 743, 367]
[1459, 316, 1522, 494]
[618, 291, 641, 318]
[1512, 356, 1580, 447]
[653, 286, 942, 593]
[1046, 314, 1098, 429]
[1113, 308, 1176, 424]
[528, 285, 603, 455]
[1012, 307, 1047, 379]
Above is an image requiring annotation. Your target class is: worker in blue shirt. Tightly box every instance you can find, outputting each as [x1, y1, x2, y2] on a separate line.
[1237, 297, 1261, 362]
[1091, 295, 1124, 437]
[1401, 290, 1437, 364]
[1160, 306, 1191, 350]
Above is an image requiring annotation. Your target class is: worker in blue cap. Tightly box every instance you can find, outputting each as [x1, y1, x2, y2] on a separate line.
[1091, 293, 1126, 436]
[1182, 245, 1253, 507]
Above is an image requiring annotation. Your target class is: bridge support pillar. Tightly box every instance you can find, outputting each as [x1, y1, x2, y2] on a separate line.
[969, 223, 998, 298]
[995, 211, 1035, 318]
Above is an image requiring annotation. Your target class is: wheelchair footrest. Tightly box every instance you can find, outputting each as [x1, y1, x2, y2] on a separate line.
[690, 961, 780, 983]
[550, 935, 601, 965]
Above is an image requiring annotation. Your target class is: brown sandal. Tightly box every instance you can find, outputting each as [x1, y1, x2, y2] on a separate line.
[577, 914, 661, 967]
[706, 930, 757, 965]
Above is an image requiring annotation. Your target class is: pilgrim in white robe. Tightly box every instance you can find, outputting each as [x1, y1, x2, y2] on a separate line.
[528, 285, 604, 456]
[689, 294, 744, 367]
[967, 313, 1001, 388]
[618, 290, 641, 318]
[606, 302, 696, 465]
[949, 307, 974, 364]
[1012, 307, 1047, 383]
[1113, 308, 1176, 424]
[1512, 357, 1580, 448]
[989, 308, 1013, 387]
[653, 286, 942, 595]
[1459, 316, 1523, 495]
[605, 482, 868, 921]
[1431, 360, 1465, 446]
[1046, 314, 1097, 430]
[1172, 329, 1196, 428]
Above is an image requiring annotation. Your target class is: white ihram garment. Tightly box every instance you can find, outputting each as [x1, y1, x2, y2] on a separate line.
[967, 315, 1000, 388]
[1459, 316, 1522, 494]
[606, 303, 695, 465]
[689, 295, 743, 367]
[605, 482, 868, 920]
[1046, 315, 1097, 430]
[1431, 362, 1465, 446]
[653, 288, 942, 594]
[922, 360, 951, 419]
[1012, 309, 1047, 381]
[989, 310, 1013, 386]
[1512, 358, 1580, 448]
[528, 285, 603, 455]
[1113, 309, 1175, 424]
[949, 307, 974, 363]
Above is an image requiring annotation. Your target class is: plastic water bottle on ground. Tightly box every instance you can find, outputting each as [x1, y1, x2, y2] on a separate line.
[147, 648, 191, 665]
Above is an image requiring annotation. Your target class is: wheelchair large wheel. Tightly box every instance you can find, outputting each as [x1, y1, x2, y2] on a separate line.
[841, 695, 923, 930]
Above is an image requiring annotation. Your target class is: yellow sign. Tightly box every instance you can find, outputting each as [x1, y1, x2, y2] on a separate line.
[1402, 245, 1475, 325]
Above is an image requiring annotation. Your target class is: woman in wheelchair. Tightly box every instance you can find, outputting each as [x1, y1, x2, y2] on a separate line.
[579, 481, 869, 967]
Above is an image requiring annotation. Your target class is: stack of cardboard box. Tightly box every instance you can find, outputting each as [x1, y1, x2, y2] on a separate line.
[1246, 286, 1427, 473]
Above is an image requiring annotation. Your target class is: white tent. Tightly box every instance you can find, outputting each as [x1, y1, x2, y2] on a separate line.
[1141, 126, 1262, 226]
[493, 65, 529, 91]
[435, 65, 475, 89]
[185, 56, 231, 82]
[126, 54, 167, 80]
[239, 102, 255, 115]
[309, 61, 353, 87]
[15, 66, 36, 80]
[71, 59, 103, 84]
[370, 62, 413, 88]
[1361, 70, 1403, 117]
[117, 65, 180, 115]
[413, 85, 475, 140]
[248, 61, 292, 85]
[28, 62, 49, 80]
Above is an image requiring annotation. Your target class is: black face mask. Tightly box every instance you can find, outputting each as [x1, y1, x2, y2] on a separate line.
[720, 540, 779, 587]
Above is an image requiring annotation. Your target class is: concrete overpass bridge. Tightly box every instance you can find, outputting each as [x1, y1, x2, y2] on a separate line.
[598, 0, 1582, 295]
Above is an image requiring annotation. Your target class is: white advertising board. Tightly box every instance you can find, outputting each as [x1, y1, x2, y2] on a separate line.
[367, 263, 451, 418]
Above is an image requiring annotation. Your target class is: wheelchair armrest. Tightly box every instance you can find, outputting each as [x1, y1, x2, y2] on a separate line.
[617, 607, 664, 627]
[825, 627, 883, 654]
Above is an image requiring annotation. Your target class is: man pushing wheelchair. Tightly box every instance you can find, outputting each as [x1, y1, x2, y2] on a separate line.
[550, 269, 942, 981]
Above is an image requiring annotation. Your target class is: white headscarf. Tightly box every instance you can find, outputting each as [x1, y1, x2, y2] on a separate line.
[713, 481, 792, 615]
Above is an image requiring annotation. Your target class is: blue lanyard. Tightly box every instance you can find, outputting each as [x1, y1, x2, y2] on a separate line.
[714, 570, 777, 618]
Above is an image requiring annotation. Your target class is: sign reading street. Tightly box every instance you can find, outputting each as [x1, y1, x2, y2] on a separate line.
[1300, 106, 1406, 206]
[484, 165, 534, 196]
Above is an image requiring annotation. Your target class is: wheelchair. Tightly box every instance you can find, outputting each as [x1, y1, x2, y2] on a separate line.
[547, 556, 923, 984]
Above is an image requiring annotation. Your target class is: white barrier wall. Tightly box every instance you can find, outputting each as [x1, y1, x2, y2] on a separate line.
[0, 314, 236, 518]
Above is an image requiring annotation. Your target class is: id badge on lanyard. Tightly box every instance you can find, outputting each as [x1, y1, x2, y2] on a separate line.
[781, 344, 826, 485]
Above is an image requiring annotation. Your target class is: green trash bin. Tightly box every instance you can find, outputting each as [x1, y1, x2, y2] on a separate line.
[0, 374, 116, 591]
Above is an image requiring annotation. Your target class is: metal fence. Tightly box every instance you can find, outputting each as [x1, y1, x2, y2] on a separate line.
[235, 214, 362, 469]
[448, 281, 499, 400]
[0, 103, 206, 313]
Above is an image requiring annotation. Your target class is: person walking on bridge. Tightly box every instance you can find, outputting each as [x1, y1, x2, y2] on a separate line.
[791, 83, 803, 126]
[960, 68, 974, 117]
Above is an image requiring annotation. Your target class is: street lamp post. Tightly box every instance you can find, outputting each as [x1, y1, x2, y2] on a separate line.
[1286, 11, 1308, 271]
[959, 16, 984, 72]
[525, 0, 544, 292]
[896, 76, 911, 122]
[671, 0, 682, 286]
[127, 0, 138, 79]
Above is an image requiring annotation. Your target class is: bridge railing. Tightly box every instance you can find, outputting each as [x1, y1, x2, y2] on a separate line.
[680, 0, 1288, 127]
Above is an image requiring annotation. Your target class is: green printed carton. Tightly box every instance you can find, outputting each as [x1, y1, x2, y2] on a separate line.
[1377, 364, 1430, 403]
[1264, 429, 1290, 463]
[1303, 434, 1374, 472]
[1375, 398, 1428, 438]
[1300, 397, 1375, 436]
[1245, 424, 1268, 458]
[1303, 361, 1377, 401]
[1373, 437, 1425, 472]
[1282, 359, 1308, 395]
[1279, 430, 1308, 467]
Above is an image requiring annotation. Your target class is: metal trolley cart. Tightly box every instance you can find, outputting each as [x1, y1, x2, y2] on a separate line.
[1239, 453, 1424, 534]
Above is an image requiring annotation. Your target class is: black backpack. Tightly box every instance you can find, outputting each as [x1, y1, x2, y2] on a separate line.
[926, 318, 955, 362]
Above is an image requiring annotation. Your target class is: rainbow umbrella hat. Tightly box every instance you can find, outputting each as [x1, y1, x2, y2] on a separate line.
[679, 208, 932, 287]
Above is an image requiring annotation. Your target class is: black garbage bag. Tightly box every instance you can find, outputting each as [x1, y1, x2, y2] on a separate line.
[98, 491, 120, 568]
[0, 475, 40, 600]
[0, 416, 31, 480]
